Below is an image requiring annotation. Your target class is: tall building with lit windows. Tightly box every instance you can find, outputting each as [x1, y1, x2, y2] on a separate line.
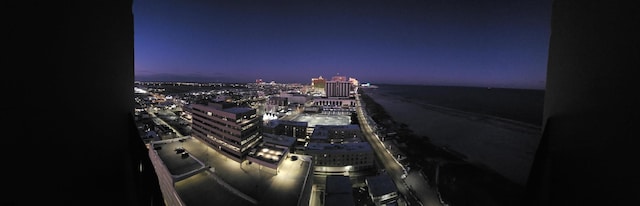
[325, 76, 352, 97]
[190, 101, 262, 162]
[348, 77, 359, 86]
[311, 76, 326, 95]
[331, 75, 347, 81]
[312, 76, 326, 89]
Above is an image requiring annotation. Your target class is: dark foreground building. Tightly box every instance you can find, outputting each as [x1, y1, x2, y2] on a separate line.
[525, 0, 638, 205]
[6, 1, 164, 205]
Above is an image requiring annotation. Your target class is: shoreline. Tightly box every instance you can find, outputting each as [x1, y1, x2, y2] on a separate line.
[362, 88, 541, 185]
[359, 88, 533, 205]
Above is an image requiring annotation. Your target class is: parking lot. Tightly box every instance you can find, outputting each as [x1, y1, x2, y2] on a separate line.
[153, 142, 204, 176]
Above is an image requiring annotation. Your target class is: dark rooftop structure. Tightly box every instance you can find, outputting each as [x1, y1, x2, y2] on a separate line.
[262, 133, 297, 148]
[366, 174, 399, 206]
[325, 175, 356, 206]
[223, 107, 253, 114]
[366, 174, 397, 198]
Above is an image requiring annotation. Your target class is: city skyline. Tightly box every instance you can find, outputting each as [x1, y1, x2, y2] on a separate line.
[134, 0, 551, 89]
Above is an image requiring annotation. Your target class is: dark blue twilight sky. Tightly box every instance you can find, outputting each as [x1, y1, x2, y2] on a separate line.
[133, 0, 551, 89]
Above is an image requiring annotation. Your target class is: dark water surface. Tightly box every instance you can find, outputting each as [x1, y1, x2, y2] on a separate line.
[371, 84, 545, 126]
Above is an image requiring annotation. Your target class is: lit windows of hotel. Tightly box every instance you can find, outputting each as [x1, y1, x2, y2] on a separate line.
[325, 80, 351, 97]
[311, 76, 326, 95]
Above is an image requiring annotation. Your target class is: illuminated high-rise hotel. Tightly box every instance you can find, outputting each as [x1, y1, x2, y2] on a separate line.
[190, 101, 262, 162]
[311, 76, 326, 94]
[325, 76, 352, 97]
[348, 77, 359, 86]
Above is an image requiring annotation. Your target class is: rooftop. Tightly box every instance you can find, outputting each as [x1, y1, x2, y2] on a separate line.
[262, 133, 297, 148]
[325, 194, 356, 206]
[326, 175, 353, 194]
[310, 124, 363, 143]
[223, 107, 253, 114]
[152, 137, 309, 206]
[366, 174, 398, 197]
[265, 119, 308, 128]
[325, 175, 356, 206]
[290, 113, 351, 128]
[306, 142, 372, 152]
[248, 145, 288, 163]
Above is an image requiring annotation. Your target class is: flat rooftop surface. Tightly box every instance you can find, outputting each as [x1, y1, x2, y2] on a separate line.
[306, 142, 373, 152]
[262, 133, 297, 147]
[366, 174, 398, 197]
[154, 137, 312, 206]
[290, 113, 351, 127]
[326, 175, 353, 194]
[153, 143, 202, 175]
[224, 107, 253, 114]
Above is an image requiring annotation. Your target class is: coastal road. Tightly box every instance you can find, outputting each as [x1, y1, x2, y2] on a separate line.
[355, 91, 443, 206]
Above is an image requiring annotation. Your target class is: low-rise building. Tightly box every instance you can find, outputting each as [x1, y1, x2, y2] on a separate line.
[324, 175, 356, 206]
[305, 142, 374, 175]
[263, 119, 308, 139]
[246, 144, 289, 175]
[309, 124, 363, 144]
[366, 174, 399, 206]
[262, 133, 297, 151]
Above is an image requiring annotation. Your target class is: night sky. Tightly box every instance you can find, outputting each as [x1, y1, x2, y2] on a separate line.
[133, 0, 551, 89]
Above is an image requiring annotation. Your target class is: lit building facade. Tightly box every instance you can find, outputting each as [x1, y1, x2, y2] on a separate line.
[348, 77, 359, 86]
[312, 97, 356, 110]
[331, 75, 347, 81]
[311, 76, 326, 94]
[190, 101, 262, 162]
[305, 142, 374, 175]
[303, 124, 374, 175]
[265, 96, 288, 113]
[263, 120, 308, 139]
[325, 80, 352, 97]
[246, 145, 288, 175]
[279, 91, 310, 105]
[309, 124, 363, 144]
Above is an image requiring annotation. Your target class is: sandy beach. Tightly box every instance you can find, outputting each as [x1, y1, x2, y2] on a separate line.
[365, 89, 542, 186]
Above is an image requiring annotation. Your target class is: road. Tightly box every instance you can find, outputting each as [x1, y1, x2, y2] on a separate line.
[146, 107, 185, 138]
[355, 91, 443, 206]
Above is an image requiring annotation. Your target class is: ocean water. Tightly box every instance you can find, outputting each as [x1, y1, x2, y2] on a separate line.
[362, 84, 545, 185]
[370, 84, 545, 126]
